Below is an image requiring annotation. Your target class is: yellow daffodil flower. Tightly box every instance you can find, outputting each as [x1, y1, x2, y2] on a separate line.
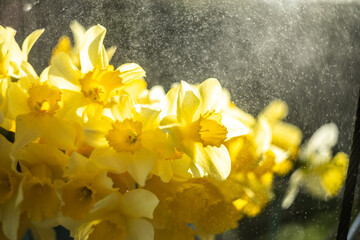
[61, 153, 114, 220]
[48, 25, 146, 124]
[161, 79, 248, 180]
[0, 25, 44, 128]
[84, 95, 175, 186]
[219, 135, 275, 218]
[4, 65, 77, 152]
[15, 143, 68, 221]
[145, 176, 242, 238]
[51, 21, 116, 69]
[255, 100, 302, 176]
[0, 135, 24, 240]
[0, 25, 43, 80]
[282, 123, 349, 208]
[64, 189, 159, 240]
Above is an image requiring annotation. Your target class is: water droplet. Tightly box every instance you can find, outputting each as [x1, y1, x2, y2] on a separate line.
[23, 3, 32, 12]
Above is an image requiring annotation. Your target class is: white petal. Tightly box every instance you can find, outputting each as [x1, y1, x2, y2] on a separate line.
[282, 170, 303, 209]
[302, 123, 339, 163]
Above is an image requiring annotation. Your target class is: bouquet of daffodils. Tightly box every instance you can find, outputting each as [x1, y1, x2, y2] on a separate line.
[0, 22, 349, 240]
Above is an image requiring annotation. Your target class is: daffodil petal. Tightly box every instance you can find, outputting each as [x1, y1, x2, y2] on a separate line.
[0, 110, 4, 124]
[177, 83, 200, 124]
[0, 134, 12, 170]
[302, 123, 339, 162]
[55, 91, 87, 123]
[160, 85, 179, 118]
[194, 143, 231, 181]
[122, 79, 147, 98]
[126, 218, 154, 240]
[29, 225, 56, 240]
[111, 95, 135, 121]
[13, 114, 40, 153]
[197, 78, 222, 113]
[38, 116, 76, 151]
[221, 114, 249, 140]
[117, 63, 146, 84]
[65, 152, 100, 178]
[6, 83, 30, 120]
[282, 169, 303, 209]
[136, 107, 160, 131]
[122, 148, 154, 186]
[70, 21, 86, 53]
[260, 99, 288, 123]
[171, 155, 192, 180]
[106, 46, 117, 62]
[80, 25, 108, 73]
[21, 29, 44, 61]
[83, 118, 112, 148]
[0, 194, 21, 240]
[71, 220, 101, 240]
[141, 129, 174, 158]
[19, 61, 40, 89]
[148, 85, 165, 103]
[90, 147, 126, 174]
[119, 189, 159, 219]
[152, 159, 173, 182]
[49, 52, 82, 91]
[18, 143, 68, 179]
[39, 67, 49, 83]
[254, 116, 272, 156]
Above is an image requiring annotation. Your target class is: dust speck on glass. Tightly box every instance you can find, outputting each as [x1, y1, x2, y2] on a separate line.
[0, 0, 359, 239]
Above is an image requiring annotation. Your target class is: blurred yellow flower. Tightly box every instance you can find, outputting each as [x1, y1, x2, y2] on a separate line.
[61, 153, 115, 220]
[15, 143, 68, 221]
[0, 135, 23, 240]
[66, 189, 159, 240]
[282, 123, 349, 208]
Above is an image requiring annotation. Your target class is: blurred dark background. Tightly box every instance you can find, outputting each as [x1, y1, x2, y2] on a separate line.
[1, 0, 360, 239]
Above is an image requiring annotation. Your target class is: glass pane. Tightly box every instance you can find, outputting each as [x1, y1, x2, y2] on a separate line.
[1, 0, 359, 239]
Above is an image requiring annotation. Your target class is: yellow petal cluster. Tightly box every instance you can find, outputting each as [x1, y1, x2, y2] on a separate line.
[0, 22, 349, 240]
[282, 123, 349, 209]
